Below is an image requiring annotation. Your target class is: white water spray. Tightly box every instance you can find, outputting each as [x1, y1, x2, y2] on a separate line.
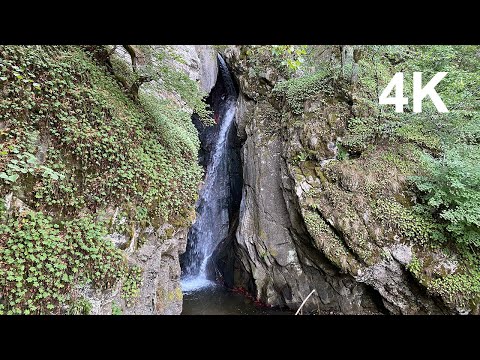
[181, 55, 237, 293]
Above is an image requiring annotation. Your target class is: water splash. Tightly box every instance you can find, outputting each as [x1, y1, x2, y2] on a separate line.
[181, 55, 237, 293]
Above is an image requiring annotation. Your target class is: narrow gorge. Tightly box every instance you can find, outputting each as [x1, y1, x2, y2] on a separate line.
[0, 45, 479, 315]
[180, 55, 239, 291]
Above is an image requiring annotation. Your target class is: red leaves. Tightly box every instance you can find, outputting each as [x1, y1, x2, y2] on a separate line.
[230, 286, 271, 308]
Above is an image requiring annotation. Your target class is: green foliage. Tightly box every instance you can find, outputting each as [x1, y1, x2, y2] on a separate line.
[108, 45, 211, 123]
[154, 49, 211, 121]
[0, 45, 202, 225]
[246, 44, 480, 307]
[406, 255, 422, 277]
[342, 45, 480, 257]
[111, 301, 122, 315]
[303, 210, 332, 236]
[429, 268, 480, 309]
[412, 145, 480, 248]
[336, 144, 348, 161]
[0, 45, 204, 314]
[0, 151, 65, 185]
[270, 45, 307, 72]
[341, 118, 378, 151]
[0, 209, 126, 315]
[274, 70, 333, 114]
[109, 53, 137, 85]
[245, 45, 307, 77]
[121, 265, 143, 307]
[373, 198, 445, 245]
[402, 52, 480, 248]
[380, 146, 420, 175]
[139, 96, 203, 220]
[291, 150, 310, 165]
[303, 209, 353, 271]
[340, 45, 479, 152]
[68, 297, 93, 315]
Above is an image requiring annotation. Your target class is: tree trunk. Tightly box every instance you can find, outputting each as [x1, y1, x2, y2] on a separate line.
[130, 75, 153, 101]
[122, 45, 146, 72]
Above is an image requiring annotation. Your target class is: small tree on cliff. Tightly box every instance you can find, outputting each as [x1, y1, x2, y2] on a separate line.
[102, 45, 211, 122]
[121, 45, 154, 100]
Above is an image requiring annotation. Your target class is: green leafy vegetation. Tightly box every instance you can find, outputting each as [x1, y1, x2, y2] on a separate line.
[0, 209, 125, 315]
[429, 268, 480, 308]
[327, 46, 480, 252]
[0, 45, 202, 226]
[273, 70, 333, 114]
[245, 45, 307, 77]
[406, 255, 422, 277]
[270, 44, 480, 308]
[121, 265, 143, 307]
[68, 297, 93, 315]
[108, 45, 212, 123]
[412, 146, 480, 248]
[152, 47, 212, 121]
[269, 45, 307, 72]
[111, 301, 123, 315]
[344, 46, 480, 305]
[372, 198, 445, 245]
[0, 45, 205, 313]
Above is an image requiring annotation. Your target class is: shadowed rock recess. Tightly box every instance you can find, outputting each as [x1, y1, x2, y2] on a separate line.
[180, 55, 242, 289]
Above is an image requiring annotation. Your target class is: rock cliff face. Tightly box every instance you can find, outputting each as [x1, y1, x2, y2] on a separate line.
[85, 45, 219, 315]
[3, 45, 474, 315]
[0, 45, 218, 315]
[223, 46, 455, 314]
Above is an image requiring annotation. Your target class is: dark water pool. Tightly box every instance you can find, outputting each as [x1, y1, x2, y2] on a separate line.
[181, 284, 293, 315]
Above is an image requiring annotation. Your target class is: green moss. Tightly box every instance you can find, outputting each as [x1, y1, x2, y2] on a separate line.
[290, 150, 310, 165]
[304, 210, 331, 236]
[109, 53, 137, 86]
[406, 255, 422, 277]
[336, 143, 349, 161]
[303, 210, 357, 272]
[380, 147, 419, 176]
[407, 246, 480, 311]
[165, 227, 175, 239]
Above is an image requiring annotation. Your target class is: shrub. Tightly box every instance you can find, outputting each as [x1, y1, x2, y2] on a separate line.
[412, 145, 480, 248]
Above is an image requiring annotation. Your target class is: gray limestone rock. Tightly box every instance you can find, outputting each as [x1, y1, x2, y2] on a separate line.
[224, 45, 457, 314]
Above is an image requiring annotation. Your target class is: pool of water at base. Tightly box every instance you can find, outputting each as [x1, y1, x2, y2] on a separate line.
[181, 284, 293, 315]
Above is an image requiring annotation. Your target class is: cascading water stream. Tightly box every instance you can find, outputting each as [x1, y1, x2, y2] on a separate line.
[181, 55, 237, 293]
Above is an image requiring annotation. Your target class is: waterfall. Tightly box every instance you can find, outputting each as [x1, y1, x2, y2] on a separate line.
[181, 55, 237, 292]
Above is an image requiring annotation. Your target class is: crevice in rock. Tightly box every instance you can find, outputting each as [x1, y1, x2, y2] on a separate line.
[313, 208, 367, 267]
[402, 264, 450, 314]
[180, 56, 244, 284]
[362, 284, 390, 314]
